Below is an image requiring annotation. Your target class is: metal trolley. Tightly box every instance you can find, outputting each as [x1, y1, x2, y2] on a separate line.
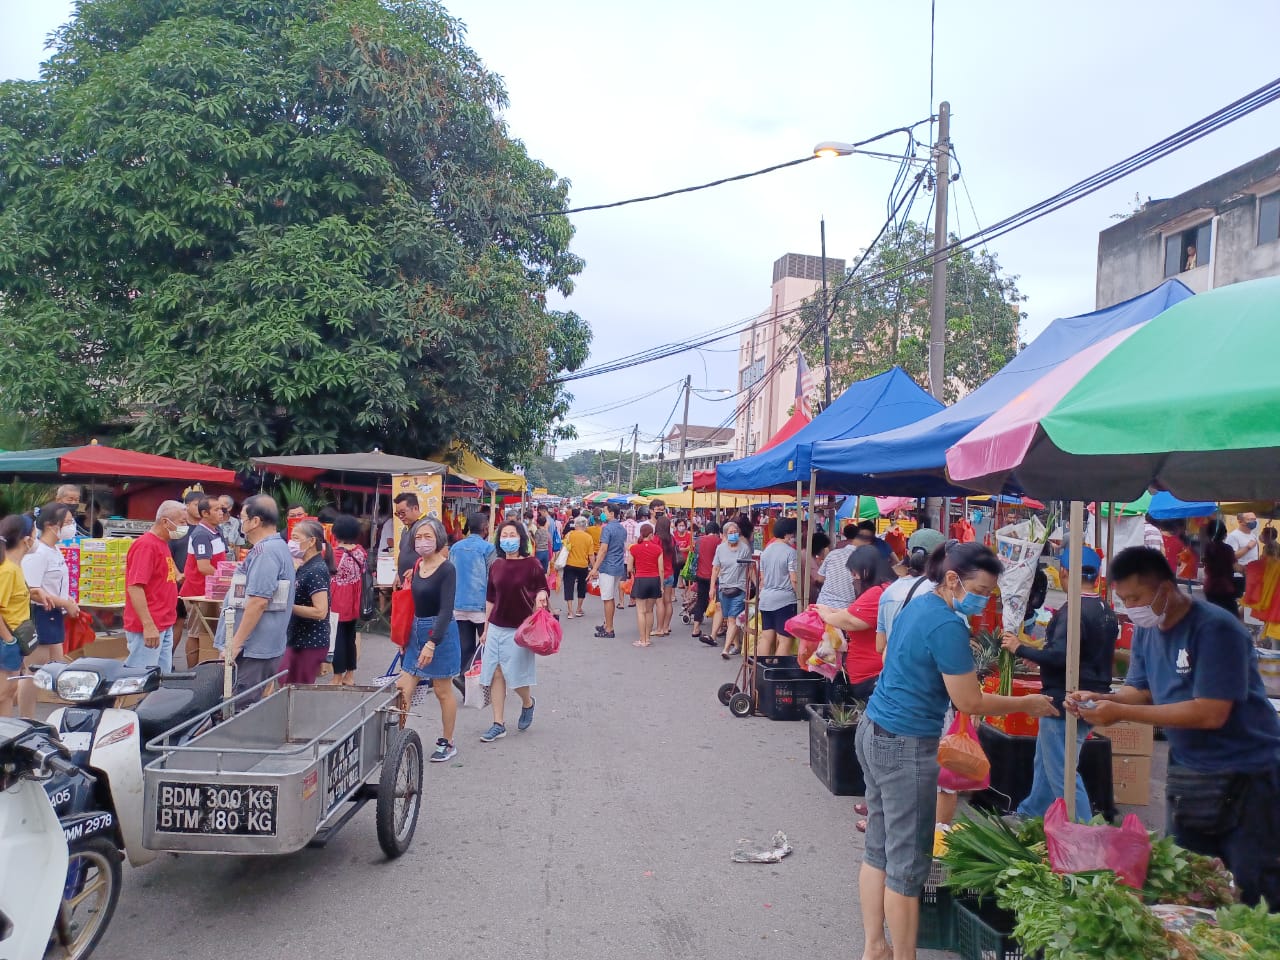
[142, 680, 422, 858]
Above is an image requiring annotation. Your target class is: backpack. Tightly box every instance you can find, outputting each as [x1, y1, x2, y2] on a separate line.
[331, 546, 366, 622]
[550, 522, 563, 553]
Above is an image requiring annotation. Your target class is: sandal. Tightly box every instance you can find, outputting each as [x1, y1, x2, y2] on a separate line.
[854, 803, 869, 816]
[855, 819, 867, 834]
[721, 650, 731, 660]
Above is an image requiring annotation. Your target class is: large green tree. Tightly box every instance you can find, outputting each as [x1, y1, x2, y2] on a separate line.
[793, 221, 1025, 405]
[0, 0, 589, 467]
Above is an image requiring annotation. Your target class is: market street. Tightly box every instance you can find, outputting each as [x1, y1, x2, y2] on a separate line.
[89, 614, 951, 960]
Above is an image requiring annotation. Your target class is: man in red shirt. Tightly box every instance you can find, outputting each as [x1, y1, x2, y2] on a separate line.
[179, 496, 227, 599]
[124, 500, 186, 673]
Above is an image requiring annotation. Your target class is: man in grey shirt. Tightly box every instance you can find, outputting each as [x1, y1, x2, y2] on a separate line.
[758, 517, 799, 657]
[219, 494, 297, 701]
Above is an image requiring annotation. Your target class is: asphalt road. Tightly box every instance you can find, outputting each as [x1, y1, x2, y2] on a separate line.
[90, 600, 953, 960]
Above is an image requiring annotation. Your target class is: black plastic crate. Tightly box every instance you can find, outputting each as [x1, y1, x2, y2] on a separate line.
[971, 721, 1116, 822]
[806, 703, 865, 795]
[756, 666, 827, 720]
[954, 898, 1029, 960]
[919, 861, 956, 951]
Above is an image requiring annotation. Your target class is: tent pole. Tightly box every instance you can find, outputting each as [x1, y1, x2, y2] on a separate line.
[715, 490, 721, 524]
[1105, 502, 1116, 603]
[804, 470, 818, 607]
[1064, 499, 1084, 822]
[794, 478, 804, 594]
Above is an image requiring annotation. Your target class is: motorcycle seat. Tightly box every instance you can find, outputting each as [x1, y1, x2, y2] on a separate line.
[136, 662, 225, 745]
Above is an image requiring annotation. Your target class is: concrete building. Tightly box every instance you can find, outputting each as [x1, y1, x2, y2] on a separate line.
[1097, 147, 1280, 307]
[734, 252, 846, 458]
[661, 425, 735, 483]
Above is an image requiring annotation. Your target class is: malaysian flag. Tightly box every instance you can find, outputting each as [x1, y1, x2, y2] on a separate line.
[795, 352, 815, 419]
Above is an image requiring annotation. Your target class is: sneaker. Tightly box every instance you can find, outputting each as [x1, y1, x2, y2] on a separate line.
[480, 723, 507, 743]
[518, 699, 535, 731]
[430, 738, 457, 762]
[593, 627, 615, 638]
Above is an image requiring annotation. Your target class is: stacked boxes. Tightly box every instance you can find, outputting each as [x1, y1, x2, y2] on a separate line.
[207, 560, 238, 601]
[78, 538, 129, 606]
[59, 543, 81, 602]
[1094, 720, 1154, 805]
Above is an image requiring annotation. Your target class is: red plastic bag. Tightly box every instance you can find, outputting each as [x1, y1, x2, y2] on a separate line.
[515, 607, 562, 656]
[937, 761, 990, 792]
[390, 573, 414, 650]
[785, 605, 827, 646]
[1043, 797, 1151, 889]
[936, 713, 990, 781]
[64, 611, 96, 654]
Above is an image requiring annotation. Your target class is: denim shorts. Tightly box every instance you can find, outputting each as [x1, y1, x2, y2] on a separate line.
[718, 589, 746, 618]
[855, 716, 940, 897]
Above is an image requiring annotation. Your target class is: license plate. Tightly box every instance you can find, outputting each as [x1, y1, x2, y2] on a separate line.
[154, 781, 278, 836]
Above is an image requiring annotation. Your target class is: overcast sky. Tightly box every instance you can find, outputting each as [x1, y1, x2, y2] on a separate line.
[5, 1, 1280, 460]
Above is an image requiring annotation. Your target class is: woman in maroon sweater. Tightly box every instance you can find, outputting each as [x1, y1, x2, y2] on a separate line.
[479, 520, 549, 742]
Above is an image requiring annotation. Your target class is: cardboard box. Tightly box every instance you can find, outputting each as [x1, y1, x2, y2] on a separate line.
[66, 634, 130, 662]
[1092, 720, 1155, 756]
[1112, 755, 1152, 806]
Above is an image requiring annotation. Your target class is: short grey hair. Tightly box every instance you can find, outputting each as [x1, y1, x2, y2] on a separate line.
[57, 484, 81, 500]
[574, 516, 588, 529]
[156, 500, 185, 522]
[411, 516, 448, 547]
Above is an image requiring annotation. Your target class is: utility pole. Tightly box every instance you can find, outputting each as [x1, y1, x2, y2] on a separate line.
[629, 424, 639, 492]
[742, 318, 757, 457]
[820, 218, 832, 408]
[927, 101, 952, 535]
[928, 100, 951, 400]
[614, 436, 624, 492]
[675, 375, 692, 486]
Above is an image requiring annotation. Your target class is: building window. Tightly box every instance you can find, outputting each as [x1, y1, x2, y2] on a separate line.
[1164, 221, 1212, 276]
[1259, 192, 1280, 245]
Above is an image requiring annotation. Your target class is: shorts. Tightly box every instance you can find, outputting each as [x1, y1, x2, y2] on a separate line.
[599, 573, 622, 602]
[0, 638, 20, 672]
[856, 717, 940, 897]
[631, 576, 662, 601]
[33, 605, 66, 645]
[662, 575, 675, 589]
[760, 604, 798, 635]
[718, 589, 746, 618]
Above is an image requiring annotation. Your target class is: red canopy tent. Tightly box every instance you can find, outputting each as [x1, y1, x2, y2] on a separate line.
[0, 442, 234, 484]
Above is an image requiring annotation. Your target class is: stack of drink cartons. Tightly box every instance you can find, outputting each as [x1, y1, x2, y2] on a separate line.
[78, 538, 129, 605]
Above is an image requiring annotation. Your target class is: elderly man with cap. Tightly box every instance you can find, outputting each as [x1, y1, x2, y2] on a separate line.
[1002, 545, 1118, 819]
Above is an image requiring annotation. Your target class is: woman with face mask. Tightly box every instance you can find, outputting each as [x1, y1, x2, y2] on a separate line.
[283, 520, 335, 685]
[854, 542, 1058, 960]
[710, 520, 753, 659]
[18, 504, 80, 715]
[0, 515, 36, 718]
[479, 522, 548, 743]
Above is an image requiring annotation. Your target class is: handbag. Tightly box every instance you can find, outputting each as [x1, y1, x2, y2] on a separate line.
[13, 620, 37, 657]
[330, 547, 364, 622]
[937, 713, 991, 781]
[389, 571, 414, 650]
[555, 545, 569, 570]
[373, 652, 432, 705]
[463, 644, 490, 708]
[1166, 765, 1249, 836]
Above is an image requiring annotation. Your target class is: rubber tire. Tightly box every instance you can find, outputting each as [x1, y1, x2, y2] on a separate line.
[49, 837, 122, 960]
[729, 691, 754, 718]
[376, 728, 423, 859]
[717, 682, 739, 706]
[681, 613, 692, 624]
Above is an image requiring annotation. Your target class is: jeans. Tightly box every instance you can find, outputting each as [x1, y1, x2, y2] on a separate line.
[125, 627, 174, 674]
[1016, 714, 1092, 820]
[856, 716, 939, 897]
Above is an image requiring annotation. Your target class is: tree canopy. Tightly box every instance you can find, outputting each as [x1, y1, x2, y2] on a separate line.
[0, 0, 589, 467]
[793, 221, 1025, 405]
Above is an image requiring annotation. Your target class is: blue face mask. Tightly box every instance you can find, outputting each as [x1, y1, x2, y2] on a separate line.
[727, 533, 740, 545]
[500, 537, 520, 554]
[955, 589, 989, 617]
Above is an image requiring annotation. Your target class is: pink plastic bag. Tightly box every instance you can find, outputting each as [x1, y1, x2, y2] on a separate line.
[786, 605, 827, 646]
[937, 762, 990, 792]
[1043, 797, 1151, 889]
[936, 713, 991, 791]
[515, 607, 562, 656]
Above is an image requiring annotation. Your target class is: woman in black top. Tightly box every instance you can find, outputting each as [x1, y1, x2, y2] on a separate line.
[396, 517, 461, 763]
[284, 520, 334, 684]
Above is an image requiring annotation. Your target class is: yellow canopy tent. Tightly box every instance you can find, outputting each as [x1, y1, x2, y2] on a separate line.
[659, 489, 771, 510]
[437, 444, 527, 493]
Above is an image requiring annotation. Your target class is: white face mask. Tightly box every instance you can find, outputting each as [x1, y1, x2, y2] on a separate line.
[59, 522, 77, 540]
[1126, 605, 1161, 629]
[170, 524, 190, 540]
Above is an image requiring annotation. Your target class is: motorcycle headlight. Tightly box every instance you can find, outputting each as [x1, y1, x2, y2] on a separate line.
[107, 676, 150, 696]
[33, 670, 55, 692]
[55, 670, 102, 702]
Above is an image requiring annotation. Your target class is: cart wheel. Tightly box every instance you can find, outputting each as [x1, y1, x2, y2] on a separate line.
[48, 837, 122, 960]
[681, 613, 692, 624]
[717, 682, 739, 706]
[376, 728, 423, 859]
[728, 692, 753, 718]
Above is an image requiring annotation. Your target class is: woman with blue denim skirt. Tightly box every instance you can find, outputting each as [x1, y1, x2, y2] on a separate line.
[855, 542, 1057, 960]
[395, 518, 461, 764]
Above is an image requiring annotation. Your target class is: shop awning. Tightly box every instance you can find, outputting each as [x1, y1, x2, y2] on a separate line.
[0, 442, 234, 483]
[437, 444, 527, 493]
[251, 451, 448, 481]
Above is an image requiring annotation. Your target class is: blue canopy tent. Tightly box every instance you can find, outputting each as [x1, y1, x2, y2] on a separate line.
[714, 367, 943, 492]
[807, 280, 1195, 495]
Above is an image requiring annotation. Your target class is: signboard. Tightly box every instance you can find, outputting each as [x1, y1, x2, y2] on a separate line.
[390, 473, 443, 565]
[154, 781, 278, 836]
[325, 729, 362, 813]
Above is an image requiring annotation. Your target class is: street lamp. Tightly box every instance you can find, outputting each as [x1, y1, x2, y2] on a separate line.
[813, 140, 858, 159]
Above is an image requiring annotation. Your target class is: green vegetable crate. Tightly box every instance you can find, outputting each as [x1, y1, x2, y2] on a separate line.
[954, 897, 1042, 960]
[919, 860, 956, 951]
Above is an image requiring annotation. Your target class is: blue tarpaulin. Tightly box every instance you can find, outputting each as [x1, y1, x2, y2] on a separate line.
[714, 367, 942, 492]
[808, 280, 1195, 495]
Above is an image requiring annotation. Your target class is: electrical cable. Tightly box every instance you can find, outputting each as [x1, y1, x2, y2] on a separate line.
[566, 378, 684, 418]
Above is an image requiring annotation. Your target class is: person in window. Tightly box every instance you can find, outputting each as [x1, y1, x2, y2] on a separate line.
[284, 520, 334, 685]
[1070, 546, 1280, 908]
[1004, 546, 1117, 820]
[1185, 244, 1198, 271]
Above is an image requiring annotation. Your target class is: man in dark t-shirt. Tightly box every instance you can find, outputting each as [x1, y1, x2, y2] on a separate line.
[180, 498, 227, 598]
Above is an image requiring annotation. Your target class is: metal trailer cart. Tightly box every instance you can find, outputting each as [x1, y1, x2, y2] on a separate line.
[141, 679, 422, 858]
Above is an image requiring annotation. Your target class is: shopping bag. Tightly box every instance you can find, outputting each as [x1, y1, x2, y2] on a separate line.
[463, 644, 490, 708]
[1043, 797, 1151, 889]
[555, 546, 569, 569]
[64, 611, 96, 654]
[994, 516, 1048, 633]
[515, 607, 562, 656]
[389, 572, 414, 649]
[936, 712, 990, 781]
[373, 652, 432, 705]
[586, 576, 601, 597]
[546, 566, 559, 592]
[785, 605, 827, 646]
[620, 577, 634, 596]
[937, 757, 991, 792]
